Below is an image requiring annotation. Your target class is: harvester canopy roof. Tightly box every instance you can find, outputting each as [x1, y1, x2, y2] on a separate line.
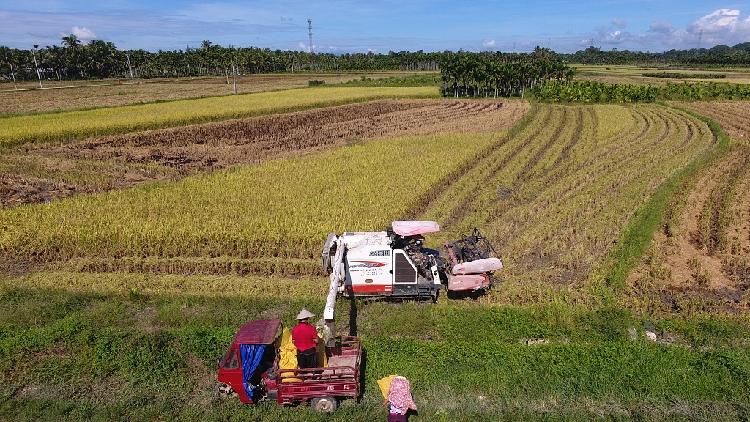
[233, 319, 282, 345]
[392, 220, 440, 237]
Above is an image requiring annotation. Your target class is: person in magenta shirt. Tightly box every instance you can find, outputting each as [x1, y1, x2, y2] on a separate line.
[291, 309, 319, 369]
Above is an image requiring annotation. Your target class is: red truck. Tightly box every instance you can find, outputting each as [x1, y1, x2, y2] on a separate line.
[216, 319, 362, 413]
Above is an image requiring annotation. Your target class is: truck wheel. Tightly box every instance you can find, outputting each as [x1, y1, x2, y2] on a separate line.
[216, 382, 237, 399]
[310, 397, 337, 413]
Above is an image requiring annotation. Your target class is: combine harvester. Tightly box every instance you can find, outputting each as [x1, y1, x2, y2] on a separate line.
[217, 221, 501, 412]
[321, 220, 503, 307]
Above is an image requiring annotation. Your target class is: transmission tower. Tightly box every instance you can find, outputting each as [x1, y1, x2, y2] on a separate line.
[308, 19, 314, 54]
[697, 30, 703, 49]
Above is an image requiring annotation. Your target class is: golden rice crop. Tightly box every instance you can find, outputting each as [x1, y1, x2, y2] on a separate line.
[0, 131, 496, 261]
[0, 271, 327, 300]
[0, 86, 438, 147]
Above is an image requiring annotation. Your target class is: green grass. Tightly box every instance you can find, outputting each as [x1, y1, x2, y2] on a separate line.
[1, 276, 749, 421]
[338, 73, 441, 87]
[0, 86, 438, 147]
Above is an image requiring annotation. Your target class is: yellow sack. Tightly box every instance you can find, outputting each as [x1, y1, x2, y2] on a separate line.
[377, 375, 397, 400]
[279, 328, 301, 383]
[316, 338, 328, 368]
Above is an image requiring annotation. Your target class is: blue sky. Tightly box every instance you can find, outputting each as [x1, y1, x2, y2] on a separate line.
[1, 1, 750, 52]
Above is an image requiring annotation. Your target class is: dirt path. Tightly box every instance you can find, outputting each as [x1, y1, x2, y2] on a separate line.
[0, 99, 528, 208]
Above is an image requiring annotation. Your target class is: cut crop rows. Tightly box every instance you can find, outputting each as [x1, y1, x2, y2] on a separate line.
[0, 131, 502, 266]
[628, 144, 750, 313]
[0, 101, 714, 295]
[0, 99, 527, 208]
[417, 103, 713, 302]
[673, 101, 750, 144]
[0, 86, 438, 147]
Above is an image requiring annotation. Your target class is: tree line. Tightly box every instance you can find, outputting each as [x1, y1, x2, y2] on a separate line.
[566, 44, 750, 66]
[5, 33, 750, 85]
[439, 48, 574, 98]
[0, 35, 444, 84]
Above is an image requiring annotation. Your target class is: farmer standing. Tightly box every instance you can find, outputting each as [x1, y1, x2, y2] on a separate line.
[291, 309, 319, 369]
[385, 376, 417, 421]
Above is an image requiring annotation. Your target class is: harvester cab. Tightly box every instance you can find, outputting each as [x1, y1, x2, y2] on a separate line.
[321, 221, 502, 303]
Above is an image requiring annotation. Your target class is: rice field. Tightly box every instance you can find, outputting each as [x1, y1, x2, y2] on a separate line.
[575, 65, 750, 86]
[0, 102, 715, 303]
[0, 72, 426, 115]
[674, 100, 750, 143]
[2, 86, 749, 420]
[0, 99, 528, 207]
[0, 131, 498, 261]
[416, 103, 714, 303]
[627, 104, 750, 314]
[0, 86, 438, 146]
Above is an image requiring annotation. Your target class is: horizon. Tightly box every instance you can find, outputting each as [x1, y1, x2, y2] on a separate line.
[1, 1, 750, 54]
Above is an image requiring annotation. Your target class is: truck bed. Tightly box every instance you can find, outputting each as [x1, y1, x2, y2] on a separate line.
[323, 355, 358, 376]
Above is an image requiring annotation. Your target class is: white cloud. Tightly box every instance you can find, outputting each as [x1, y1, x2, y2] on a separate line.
[656, 9, 750, 48]
[594, 9, 750, 50]
[604, 30, 624, 42]
[611, 18, 627, 29]
[648, 21, 675, 35]
[71, 26, 96, 40]
[482, 39, 496, 48]
[689, 9, 741, 34]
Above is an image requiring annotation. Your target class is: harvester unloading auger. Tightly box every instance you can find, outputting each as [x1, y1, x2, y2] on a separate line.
[321, 221, 503, 320]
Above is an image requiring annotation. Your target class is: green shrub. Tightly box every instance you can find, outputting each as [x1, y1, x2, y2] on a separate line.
[643, 72, 726, 79]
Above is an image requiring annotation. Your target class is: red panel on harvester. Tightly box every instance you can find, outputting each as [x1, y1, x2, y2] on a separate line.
[351, 284, 392, 294]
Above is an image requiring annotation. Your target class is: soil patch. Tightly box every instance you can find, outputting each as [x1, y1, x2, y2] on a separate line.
[628, 146, 750, 312]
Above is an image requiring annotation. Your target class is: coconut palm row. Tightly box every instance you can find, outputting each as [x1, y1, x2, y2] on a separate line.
[0, 37, 447, 82]
[439, 48, 575, 98]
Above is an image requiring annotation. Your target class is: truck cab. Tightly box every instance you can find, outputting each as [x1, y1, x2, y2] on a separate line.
[217, 319, 362, 413]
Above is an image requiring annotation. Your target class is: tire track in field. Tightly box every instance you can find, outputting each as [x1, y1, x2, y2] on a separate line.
[417, 106, 555, 223]
[480, 106, 586, 226]
[436, 106, 559, 229]
[514, 108, 572, 182]
[403, 105, 542, 221]
[544, 107, 683, 205]
[498, 106, 710, 284]
[547, 108, 589, 171]
[674, 101, 750, 140]
[546, 107, 658, 184]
